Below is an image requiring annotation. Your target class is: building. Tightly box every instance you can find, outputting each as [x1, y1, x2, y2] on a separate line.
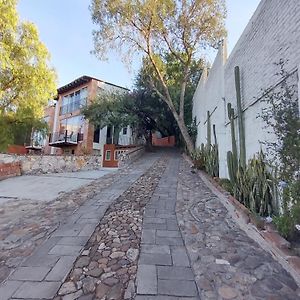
[45, 75, 132, 155]
[192, 0, 300, 178]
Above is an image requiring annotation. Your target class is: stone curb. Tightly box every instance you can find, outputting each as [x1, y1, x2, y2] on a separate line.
[183, 153, 300, 288]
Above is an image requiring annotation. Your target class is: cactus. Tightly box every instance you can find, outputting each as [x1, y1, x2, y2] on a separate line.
[227, 103, 238, 183]
[234, 66, 246, 168]
[213, 124, 217, 145]
[207, 110, 211, 147]
[212, 124, 219, 177]
[227, 151, 236, 186]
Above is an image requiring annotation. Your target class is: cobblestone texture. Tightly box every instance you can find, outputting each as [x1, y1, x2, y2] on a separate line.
[54, 155, 168, 300]
[0, 171, 127, 283]
[0, 151, 161, 299]
[176, 159, 300, 299]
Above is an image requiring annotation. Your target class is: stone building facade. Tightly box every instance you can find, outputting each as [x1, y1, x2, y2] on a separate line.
[192, 0, 300, 178]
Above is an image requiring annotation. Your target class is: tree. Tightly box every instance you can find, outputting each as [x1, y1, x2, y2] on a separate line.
[82, 88, 175, 148]
[90, 0, 226, 153]
[0, 0, 57, 150]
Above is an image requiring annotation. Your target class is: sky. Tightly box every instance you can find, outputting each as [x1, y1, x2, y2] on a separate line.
[17, 0, 261, 90]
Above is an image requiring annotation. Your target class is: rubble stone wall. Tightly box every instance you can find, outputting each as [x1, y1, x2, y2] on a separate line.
[0, 154, 102, 175]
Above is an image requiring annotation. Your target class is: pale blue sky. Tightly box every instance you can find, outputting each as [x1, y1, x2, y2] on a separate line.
[18, 0, 261, 89]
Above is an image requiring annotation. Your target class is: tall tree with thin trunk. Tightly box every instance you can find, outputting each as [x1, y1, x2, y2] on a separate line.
[90, 0, 226, 153]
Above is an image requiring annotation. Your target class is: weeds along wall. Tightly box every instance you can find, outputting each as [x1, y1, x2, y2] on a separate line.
[192, 0, 300, 178]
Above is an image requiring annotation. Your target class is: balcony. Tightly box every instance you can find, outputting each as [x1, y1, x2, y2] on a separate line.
[49, 130, 83, 147]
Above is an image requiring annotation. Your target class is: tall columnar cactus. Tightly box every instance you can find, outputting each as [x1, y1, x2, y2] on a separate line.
[227, 103, 238, 175]
[227, 151, 236, 186]
[207, 110, 211, 147]
[234, 66, 246, 168]
[213, 124, 217, 145]
[212, 124, 219, 177]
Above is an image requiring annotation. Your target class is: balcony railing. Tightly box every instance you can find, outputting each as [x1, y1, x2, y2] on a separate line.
[49, 130, 83, 146]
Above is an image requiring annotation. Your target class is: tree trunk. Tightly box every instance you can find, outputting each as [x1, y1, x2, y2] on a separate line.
[176, 115, 195, 154]
[168, 104, 194, 154]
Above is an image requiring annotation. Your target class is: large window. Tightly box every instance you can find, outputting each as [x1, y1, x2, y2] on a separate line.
[59, 115, 84, 134]
[60, 87, 88, 115]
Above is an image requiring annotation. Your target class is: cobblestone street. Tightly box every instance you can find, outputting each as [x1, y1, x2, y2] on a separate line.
[0, 150, 299, 299]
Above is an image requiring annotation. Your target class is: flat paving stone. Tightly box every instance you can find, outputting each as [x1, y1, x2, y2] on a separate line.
[141, 229, 156, 244]
[12, 281, 61, 299]
[139, 253, 172, 266]
[45, 256, 76, 282]
[171, 246, 190, 267]
[137, 152, 200, 299]
[141, 244, 171, 255]
[10, 266, 50, 281]
[156, 230, 181, 238]
[57, 236, 89, 246]
[157, 266, 194, 280]
[0, 281, 23, 300]
[155, 236, 183, 246]
[158, 279, 198, 297]
[48, 245, 83, 256]
[137, 264, 157, 295]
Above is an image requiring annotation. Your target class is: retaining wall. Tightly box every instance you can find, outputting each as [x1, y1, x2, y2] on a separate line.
[0, 154, 102, 175]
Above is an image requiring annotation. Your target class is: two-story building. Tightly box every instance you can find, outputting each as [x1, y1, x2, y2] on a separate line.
[45, 75, 132, 155]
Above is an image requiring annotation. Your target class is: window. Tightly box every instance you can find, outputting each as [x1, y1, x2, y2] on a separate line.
[60, 87, 88, 115]
[93, 127, 100, 143]
[122, 127, 128, 135]
[59, 115, 84, 136]
[105, 150, 111, 161]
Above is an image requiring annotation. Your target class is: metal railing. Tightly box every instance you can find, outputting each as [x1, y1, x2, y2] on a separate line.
[49, 130, 83, 144]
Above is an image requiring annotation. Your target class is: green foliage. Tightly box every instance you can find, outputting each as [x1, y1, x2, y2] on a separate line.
[192, 142, 219, 177]
[218, 178, 233, 194]
[0, 0, 57, 149]
[260, 60, 300, 238]
[274, 181, 300, 239]
[227, 151, 237, 186]
[83, 86, 178, 146]
[90, 0, 226, 153]
[187, 117, 198, 147]
[233, 151, 277, 216]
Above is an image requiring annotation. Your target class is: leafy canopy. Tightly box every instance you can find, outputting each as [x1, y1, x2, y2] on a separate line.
[90, 0, 226, 153]
[0, 0, 57, 149]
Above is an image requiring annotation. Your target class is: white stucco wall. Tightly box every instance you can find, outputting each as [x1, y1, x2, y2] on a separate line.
[193, 0, 300, 178]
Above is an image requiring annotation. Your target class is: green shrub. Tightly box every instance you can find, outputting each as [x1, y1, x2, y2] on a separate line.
[218, 178, 233, 194]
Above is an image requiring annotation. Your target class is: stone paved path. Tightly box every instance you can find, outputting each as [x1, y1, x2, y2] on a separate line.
[177, 158, 300, 300]
[1, 150, 299, 300]
[53, 155, 168, 299]
[136, 153, 199, 299]
[0, 151, 162, 300]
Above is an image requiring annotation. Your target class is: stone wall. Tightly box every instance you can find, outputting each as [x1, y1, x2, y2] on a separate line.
[0, 162, 21, 180]
[0, 154, 102, 175]
[192, 0, 300, 178]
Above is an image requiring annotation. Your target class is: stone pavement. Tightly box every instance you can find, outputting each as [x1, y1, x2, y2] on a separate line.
[0, 150, 299, 300]
[176, 159, 300, 299]
[53, 155, 168, 299]
[0, 151, 162, 300]
[0, 169, 117, 204]
[136, 153, 199, 299]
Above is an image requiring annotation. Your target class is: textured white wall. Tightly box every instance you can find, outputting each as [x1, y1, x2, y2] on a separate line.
[193, 0, 300, 178]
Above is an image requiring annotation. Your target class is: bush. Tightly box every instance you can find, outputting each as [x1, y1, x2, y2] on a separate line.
[218, 178, 233, 194]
